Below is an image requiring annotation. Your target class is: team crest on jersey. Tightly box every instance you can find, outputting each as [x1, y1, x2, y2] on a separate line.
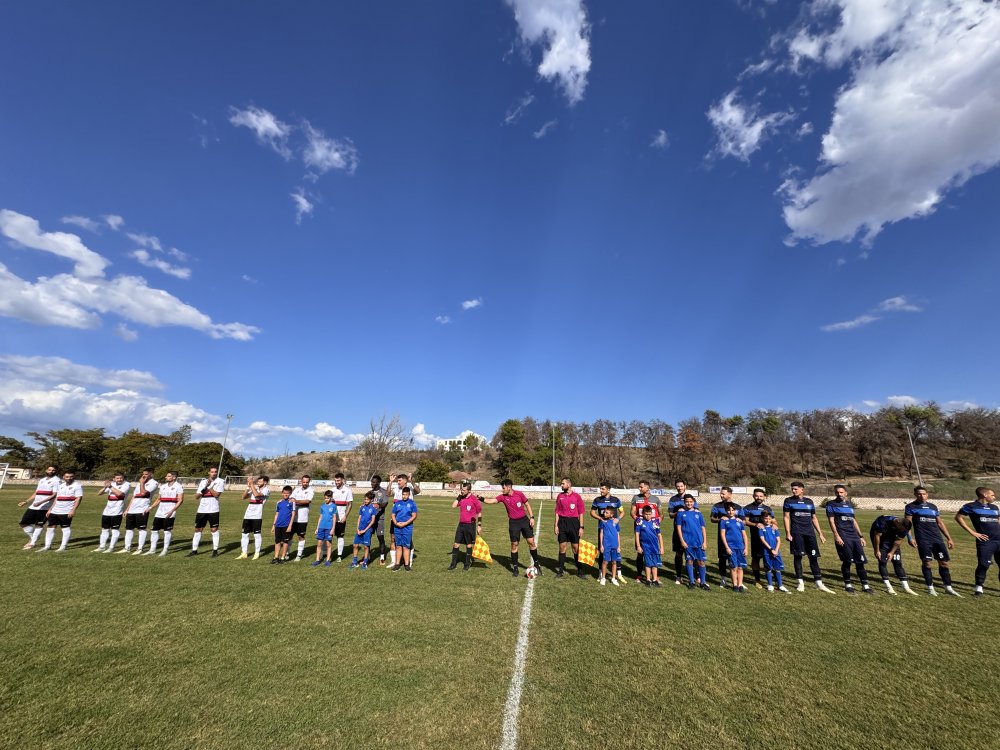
[570, 503, 575, 509]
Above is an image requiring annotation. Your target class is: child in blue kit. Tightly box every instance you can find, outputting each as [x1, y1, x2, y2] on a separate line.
[635, 505, 664, 588]
[271, 486, 295, 565]
[720, 502, 749, 592]
[676, 493, 710, 590]
[598, 507, 622, 587]
[351, 491, 378, 569]
[759, 511, 790, 593]
[312, 491, 337, 567]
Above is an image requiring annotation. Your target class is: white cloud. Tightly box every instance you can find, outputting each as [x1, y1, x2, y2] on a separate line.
[650, 129, 670, 150]
[302, 121, 359, 175]
[461, 297, 483, 310]
[228, 105, 293, 159]
[887, 395, 919, 408]
[245, 420, 359, 446]
[103, 214, 125, 231]
[434, 315, 451, 325]
[410, 423, 441, 449]
[780, 0, 1000, 245]
[291, 189, 314, 224]
[0, 354, 162, 391]
[126, 232, 162, 252]
[130, 249, 191, 280]
[1, 209, 109, 277]
[114, 323, 139, 342]
[504, 92, 535, 125]
[241, 274, 258, 284]
[707, 90, 793, 162]
[61, 215, 101, 233]
[533, 119, 558, 139]
[797, 122, 814, 137]
[821, 294, 923, 332]
[861, 399, 881, 409]
[506, 0, 592, 105]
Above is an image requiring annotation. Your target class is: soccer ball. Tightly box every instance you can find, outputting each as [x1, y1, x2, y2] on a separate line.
[525, 566, 538, 579]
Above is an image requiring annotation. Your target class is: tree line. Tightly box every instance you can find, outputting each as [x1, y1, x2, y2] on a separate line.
[489, 404, 1000, 490]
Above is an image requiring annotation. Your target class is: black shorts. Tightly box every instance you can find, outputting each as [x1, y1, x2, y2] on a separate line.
[917, 538, 950, 562]
[291, 521, 308, 537]
[749, 530, 765, 558]
[671, 524, 684, 553]
[878, 543, 902, 564]
[389, 520, 397, 536]
[101, 514, 124, 530]
[836, 537, 867, 565]
[334, 520, 347, 538]
[790, 534, 820, 558]
[275, 528, 292, 545]
[125, 513, 149, 530]
[509, 517, 534, 542]
[455, 522, 477, 545]
[557, 516, 581, 544]
[242, 518, 263, 534]
[195, 512, 220, 529]
[152, 516, 176, 531]
[976, 540, 1000, 568]
[47, 513, 72, 528]
[20, 508, 47, 526]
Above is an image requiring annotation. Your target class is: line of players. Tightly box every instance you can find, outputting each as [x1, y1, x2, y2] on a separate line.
[15, 466, 1000, 597]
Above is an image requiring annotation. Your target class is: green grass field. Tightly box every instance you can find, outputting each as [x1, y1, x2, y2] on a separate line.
[1, 488, 997, 749]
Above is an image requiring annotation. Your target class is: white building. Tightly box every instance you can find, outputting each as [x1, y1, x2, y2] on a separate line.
[436, 430, 487, 452]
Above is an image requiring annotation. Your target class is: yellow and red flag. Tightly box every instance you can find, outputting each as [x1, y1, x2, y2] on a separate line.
[472, 535, 492, 564]
[577, 538, 598, 567]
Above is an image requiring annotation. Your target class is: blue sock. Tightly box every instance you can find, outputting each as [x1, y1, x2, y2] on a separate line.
[352, 556, 357, 564]
[686, 562, 695, 584]
[766, 570, 773, 586]
[698, 565, 706, 584]
[775, 571, 783, 588]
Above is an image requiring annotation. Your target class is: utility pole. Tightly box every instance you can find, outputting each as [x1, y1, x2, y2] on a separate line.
[218, 413, 234, 477]
[904, 423, 924, 487]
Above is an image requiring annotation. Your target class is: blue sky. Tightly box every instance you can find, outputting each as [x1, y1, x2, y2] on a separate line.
[1, 0, 998, 455]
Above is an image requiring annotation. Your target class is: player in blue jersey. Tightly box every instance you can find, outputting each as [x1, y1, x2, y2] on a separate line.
[312, 491, 337, 567]
[271, 486, 295, 565]
[710, 487, 742, 588]
[720, 503, 749, 593]
[635, 505, 664, 587]
[742, 488, 772, 589]
[869, 514, 917, 595]
[590, 482, 624, 582]
[758, 512, 790, 593]
[676, 494, 710, 590]
[390, 486, 418, 572]
[825, 485, 873, 594]
[782, 482, 834, 593]
[904, 486, 959, 596]
[597, 507, 622, 587]
[955, 487, 1000, 597]
[350, 491, 378, 569]
[668, 480, 697, 585]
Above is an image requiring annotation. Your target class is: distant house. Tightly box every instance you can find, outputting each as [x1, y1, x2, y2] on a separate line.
[436, 430, 487, 452]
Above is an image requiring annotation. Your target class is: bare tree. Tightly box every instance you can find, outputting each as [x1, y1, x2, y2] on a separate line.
[355, 413, 410, 480]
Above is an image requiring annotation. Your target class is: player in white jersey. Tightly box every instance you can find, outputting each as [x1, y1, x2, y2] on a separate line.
[40, 471, 84, 552]
[146, 472, 184, 556]
[120, 469, 158, 554]
[238, 475, 269, 560]
[96, 472, 131, 553]
[330, 472, 353, 561]
[18, 465, 59, 549]
[289, 475, 314, 561]
[188, 467, 226, 558]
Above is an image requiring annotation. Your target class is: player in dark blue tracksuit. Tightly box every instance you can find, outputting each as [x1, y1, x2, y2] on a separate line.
[742, 488, 772, 588]
[869, 514, 917, 595]
[825, 485, 872, 594]
[782, 482, 833, 594]
[904, 486, 959, 596]
[955, 487, 1000, 597]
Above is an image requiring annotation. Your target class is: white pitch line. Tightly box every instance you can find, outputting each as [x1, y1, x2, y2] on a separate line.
[499, 501, 541, 750]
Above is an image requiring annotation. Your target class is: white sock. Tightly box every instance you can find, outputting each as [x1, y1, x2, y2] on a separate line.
[192, 531, 202, 551]
[59, 528, 71, 550]
[390, 549, 397, 565]
[337, 538, 345, 557]
[149, 531, 159, 553]
[44, 528, 56, 549]
[31, 526, 43, 545]
[137, 530, 147, 551]
[162, 531, 172, 553]
[109, 529, 120, 550]
[123, 529, 134, 551]
[253, 533, 262, 554]
[211, 530, 220, 550]
[23, 525, 35, 538]
[99, 529, 110, 548]
[976, 585, 984, 593]
[241, 534, 249, 554]
[296, 540, 305, 557]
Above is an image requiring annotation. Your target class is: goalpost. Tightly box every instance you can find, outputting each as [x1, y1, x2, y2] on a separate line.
[0, 463, 9, 491]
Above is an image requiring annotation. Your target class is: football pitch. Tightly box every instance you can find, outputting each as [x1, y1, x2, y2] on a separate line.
[1, 489, 996, 750]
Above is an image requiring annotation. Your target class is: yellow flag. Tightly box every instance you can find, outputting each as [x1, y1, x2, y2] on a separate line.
[472, 535, 492, 564]
[577, 538, 598, 567]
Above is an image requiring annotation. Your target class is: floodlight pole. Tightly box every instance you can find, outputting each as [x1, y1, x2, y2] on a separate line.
[904, 423, 924, 487]
[218, 413, 234, 476]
